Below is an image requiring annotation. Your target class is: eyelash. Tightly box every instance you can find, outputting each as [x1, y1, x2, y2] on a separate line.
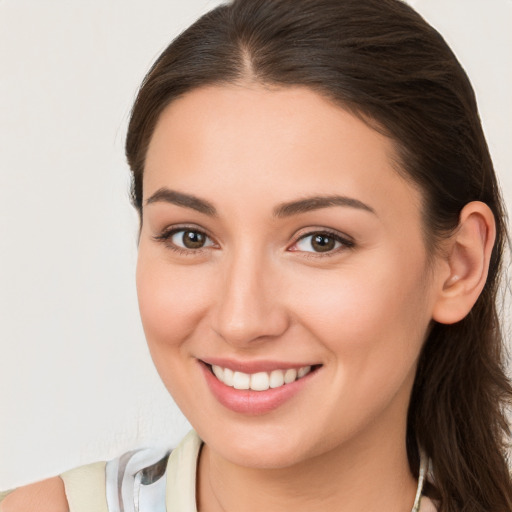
[153, 225, 215, 257]
[153, 226, 355, 258]
[290, 229, 355, 259]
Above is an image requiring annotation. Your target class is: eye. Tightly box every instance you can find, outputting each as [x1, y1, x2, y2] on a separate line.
[154, 227, 216, 253]
[171, 229, 214, 249]
[291, 231, 354, 254]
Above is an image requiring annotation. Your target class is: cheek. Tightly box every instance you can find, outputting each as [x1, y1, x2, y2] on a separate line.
[284, 257, 431, 438]
[136, 248, 210, 353]
[287, 250, 432, 375]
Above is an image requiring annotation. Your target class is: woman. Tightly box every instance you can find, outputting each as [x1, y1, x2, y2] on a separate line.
[1, 0, 511, 510]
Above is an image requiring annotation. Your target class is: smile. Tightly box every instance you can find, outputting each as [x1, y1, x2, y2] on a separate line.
[210, 365, 313, 391]
[200, 360, 321, 415]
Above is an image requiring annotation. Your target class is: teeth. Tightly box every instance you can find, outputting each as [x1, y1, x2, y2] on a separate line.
[212, 365, 224, 381]
[298, 366, 311, 378]
[250, 372, 269, 391]
[223, 367, 234, 386]
[233, 371, 250, 390]
[269, 369, 285, 388]
[210, 364, 313, 391]
[284, 368, 297, 384]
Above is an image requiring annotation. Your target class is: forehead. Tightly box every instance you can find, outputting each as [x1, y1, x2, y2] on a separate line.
[143, 84, 423, 223]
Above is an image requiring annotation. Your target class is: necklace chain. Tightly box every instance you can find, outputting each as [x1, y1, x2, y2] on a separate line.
[411, 447, 429, 512]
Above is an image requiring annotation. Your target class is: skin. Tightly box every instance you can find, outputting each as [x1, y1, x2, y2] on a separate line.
[137, 84, 448, 512]
[2, 84, 495, 512]
[0, 477, 67, 511]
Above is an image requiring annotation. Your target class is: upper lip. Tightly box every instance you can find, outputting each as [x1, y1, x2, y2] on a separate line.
[199, 357, 320, 374]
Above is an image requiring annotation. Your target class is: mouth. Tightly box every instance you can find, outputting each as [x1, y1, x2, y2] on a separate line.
[198, 359, 322, 415]
[206, 363, 320, 391]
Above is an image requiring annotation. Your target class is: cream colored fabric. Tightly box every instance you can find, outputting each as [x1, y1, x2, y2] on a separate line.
[166, 429, 202, 511]
[60, 461, 108, 512]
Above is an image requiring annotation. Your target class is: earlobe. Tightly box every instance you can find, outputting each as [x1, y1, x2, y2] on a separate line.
[432, 201, 496, 325]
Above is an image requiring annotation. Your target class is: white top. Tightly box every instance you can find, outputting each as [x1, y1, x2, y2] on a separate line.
[59, 429, 202, 512]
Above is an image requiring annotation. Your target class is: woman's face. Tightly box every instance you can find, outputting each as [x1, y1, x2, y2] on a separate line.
[137, 85, 444, 469]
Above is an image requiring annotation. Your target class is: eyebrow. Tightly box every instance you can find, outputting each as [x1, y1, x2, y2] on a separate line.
[145, 188, 375, 218]
[273, 195, 376, 218]
[145, 188, 218, 217]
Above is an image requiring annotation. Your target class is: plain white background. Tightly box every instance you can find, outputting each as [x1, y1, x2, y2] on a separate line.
[0, 0, 511, 488]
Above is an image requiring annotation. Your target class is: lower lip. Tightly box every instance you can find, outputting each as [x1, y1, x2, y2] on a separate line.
[199, 361, 318, 415]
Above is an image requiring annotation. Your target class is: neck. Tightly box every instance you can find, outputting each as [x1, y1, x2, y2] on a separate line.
[197, 413, 417, 512]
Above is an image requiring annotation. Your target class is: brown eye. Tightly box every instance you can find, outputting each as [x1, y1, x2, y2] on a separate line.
[181, 230, 206, 249]
[292, 231, 353, 255]
[167, 229, 215, 251]
[310, 234, 336, 252]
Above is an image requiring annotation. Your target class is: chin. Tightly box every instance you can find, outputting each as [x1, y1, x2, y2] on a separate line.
[197, 421, 322, 469]
[223, 443, 307, 470]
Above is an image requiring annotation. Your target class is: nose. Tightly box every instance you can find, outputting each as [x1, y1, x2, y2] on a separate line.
[211, 249, 290, 347]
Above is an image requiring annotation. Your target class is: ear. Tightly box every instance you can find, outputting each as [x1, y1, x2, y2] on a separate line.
[432, 201, 496, 325]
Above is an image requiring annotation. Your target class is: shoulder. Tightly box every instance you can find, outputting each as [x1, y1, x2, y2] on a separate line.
[0, 476, 68, 512]
[0, 460, 107, 512]
[0, 450, 166, 512]
[0, 432, 199, 512]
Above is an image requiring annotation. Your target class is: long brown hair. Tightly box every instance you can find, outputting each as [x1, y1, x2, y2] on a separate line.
[125, 0, 512, 510]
